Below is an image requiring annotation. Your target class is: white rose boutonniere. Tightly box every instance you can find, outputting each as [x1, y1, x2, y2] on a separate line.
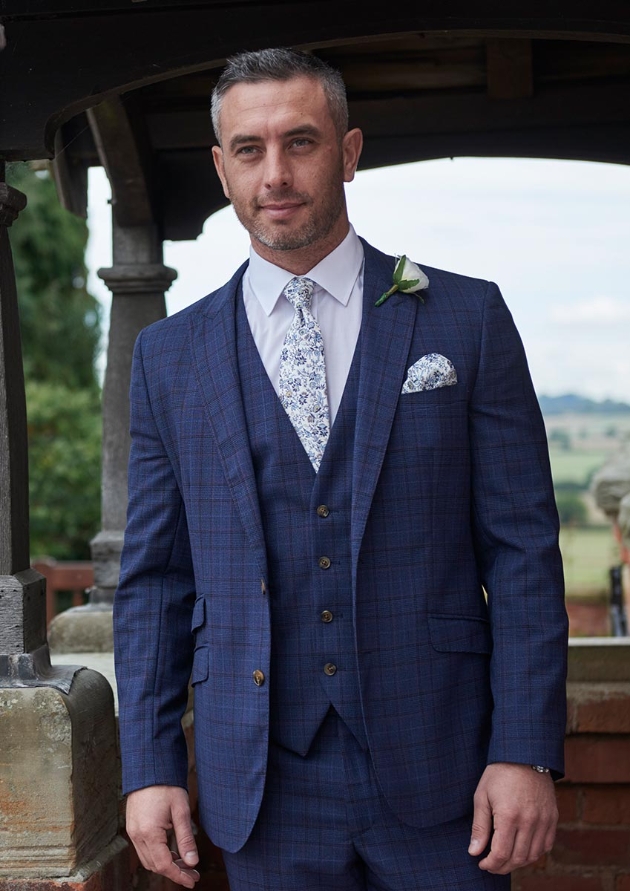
[376, 255, 430, 307]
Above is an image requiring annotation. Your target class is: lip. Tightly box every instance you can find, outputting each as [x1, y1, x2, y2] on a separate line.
[259, 202, 304, 221]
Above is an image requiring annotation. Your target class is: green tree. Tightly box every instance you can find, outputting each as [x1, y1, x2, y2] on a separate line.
[7, 162, 102, 559]
[26, 382, 101, 560]
[555, 490, 588, 527]
[8, 163, 101, 391]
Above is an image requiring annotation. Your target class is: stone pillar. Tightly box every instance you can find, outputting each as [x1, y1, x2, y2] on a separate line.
[0, 165, 120, 881]
[49, 217, 176, 653]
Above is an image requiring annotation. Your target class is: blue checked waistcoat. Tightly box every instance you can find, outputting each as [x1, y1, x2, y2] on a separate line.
[114, 239, 568, 854]
[236, 290, 367, 755]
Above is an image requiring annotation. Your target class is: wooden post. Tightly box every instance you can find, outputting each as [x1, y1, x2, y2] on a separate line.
[0, 163, 77, 690]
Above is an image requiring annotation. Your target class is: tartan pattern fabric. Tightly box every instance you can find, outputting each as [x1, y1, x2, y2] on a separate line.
[237, 291, 367, 755]
[278, 276, 330, 471]
[114, 239, 568, 856]
[222, 711, 510, 890]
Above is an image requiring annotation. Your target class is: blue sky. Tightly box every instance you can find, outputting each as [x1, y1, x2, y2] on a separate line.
[87, 156, 630, 401]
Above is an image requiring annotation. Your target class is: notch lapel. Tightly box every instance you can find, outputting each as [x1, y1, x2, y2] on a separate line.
[189, 266, 267, 577]
[351, 241, 419, 583]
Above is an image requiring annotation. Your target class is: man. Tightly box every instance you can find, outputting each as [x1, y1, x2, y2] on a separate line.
[114, 48, 568, 890]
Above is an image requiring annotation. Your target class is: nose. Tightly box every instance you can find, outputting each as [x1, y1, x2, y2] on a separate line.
[263, 147, 292, 190]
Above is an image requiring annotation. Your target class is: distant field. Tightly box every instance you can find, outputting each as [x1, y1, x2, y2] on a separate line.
[543, 408, 628, 602]
[545, 411, 630, 439]
[559, 526, 619, 598]
[548, 449, 608, 487]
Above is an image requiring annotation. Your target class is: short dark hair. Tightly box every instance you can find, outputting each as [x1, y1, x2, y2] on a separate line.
[211, 48, 348, 144]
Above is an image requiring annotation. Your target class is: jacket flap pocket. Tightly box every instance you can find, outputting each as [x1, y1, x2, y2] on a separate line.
[428, 614, 492, 655]
[191, 596, 206, 632]
[191, 645, 209, 685]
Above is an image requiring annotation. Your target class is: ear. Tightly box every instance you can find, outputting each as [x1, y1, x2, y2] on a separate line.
[212, 145, 230, 199]
[342, 128, 363, 183]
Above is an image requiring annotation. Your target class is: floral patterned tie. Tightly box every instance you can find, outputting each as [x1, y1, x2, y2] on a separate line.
[278, 277, 330, 472]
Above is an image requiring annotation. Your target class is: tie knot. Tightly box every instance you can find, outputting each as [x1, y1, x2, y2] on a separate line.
[284, 277, 314, 311]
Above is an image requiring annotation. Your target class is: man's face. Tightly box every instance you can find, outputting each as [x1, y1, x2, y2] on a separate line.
[212, 76, 362, 262]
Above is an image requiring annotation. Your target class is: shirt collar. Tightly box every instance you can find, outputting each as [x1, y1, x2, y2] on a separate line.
[247, 225, 364, 317]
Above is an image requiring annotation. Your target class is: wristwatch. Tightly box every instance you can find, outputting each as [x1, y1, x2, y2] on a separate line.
[531, 765, 550, 774]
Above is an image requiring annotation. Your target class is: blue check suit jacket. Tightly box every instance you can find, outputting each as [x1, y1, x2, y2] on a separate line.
[114, 239, 568, 854]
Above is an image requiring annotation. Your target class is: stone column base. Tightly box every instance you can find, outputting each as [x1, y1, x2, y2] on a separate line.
[0, 670, 118, 878]
[48, 606, 113, 655]
[0, 836, 129, 891]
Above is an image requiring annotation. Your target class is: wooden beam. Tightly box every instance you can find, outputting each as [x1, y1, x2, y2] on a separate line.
[86, 95, 154, 227]
[486, 38, 534, 99]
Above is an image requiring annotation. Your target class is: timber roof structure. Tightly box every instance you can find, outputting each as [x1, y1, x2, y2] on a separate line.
[1, 2, 630, 238]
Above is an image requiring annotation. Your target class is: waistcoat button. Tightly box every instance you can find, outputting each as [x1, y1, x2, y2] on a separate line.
[323, 662, 337, 676]
[316, 505, 330, 518]
[320, 610, 333, 623]
[252, 669, 265, 686]
[318, 556, 331, 569]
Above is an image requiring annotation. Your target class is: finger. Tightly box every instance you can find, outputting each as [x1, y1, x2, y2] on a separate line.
[171, 851, 201, 885]
[172, 802, 199, 869]
[478, 820, 517, 874]
[468, 792, 493, 857]
[149, 842, 198, 888]
[503, 826, 536, 873]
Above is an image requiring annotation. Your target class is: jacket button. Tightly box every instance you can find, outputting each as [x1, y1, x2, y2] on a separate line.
[320, 610, 333, 623]
[323, 663, 337, 676]
[316, 505, 330, 518]
[252, 669, 265, 686]
[318, 556, 331, 570]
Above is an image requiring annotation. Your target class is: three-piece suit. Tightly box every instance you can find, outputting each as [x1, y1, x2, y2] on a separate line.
[114, 239, 567, 867]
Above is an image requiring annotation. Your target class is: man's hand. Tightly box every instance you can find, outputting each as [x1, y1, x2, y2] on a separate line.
[126, 785, 200, 888]
[468, 763, 558, 874]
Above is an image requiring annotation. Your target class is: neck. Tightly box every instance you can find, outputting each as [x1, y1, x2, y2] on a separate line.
[250, 216, 350, 276]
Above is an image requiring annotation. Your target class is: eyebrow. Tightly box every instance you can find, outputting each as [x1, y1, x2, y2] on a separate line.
[228, 124, 323, 153]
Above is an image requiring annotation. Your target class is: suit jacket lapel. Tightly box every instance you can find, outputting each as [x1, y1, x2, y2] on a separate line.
[190, 265, 268, 577]
[351, 241, 418, 581]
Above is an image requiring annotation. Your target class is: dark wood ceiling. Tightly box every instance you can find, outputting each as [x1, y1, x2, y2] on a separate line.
[2, 2, 630, 240]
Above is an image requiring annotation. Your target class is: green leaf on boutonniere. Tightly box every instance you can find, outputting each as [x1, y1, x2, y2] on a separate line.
[376, 255, 429, 306]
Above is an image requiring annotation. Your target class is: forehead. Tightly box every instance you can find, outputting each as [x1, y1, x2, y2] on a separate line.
[218, 75, 333, 135]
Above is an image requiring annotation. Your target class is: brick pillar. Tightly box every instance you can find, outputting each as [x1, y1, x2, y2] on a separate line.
[513, 640, 630, 890]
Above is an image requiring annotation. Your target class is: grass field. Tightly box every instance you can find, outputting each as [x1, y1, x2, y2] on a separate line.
[544, 412, 627, 600]
[548, 448, 608, 487]
[559, 526, 618, 599]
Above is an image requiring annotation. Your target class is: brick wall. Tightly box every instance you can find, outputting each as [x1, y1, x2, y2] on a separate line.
[513, 642, 630, 891]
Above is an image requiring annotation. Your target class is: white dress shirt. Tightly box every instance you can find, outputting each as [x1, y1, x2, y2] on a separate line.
[242, 225, 364, 425]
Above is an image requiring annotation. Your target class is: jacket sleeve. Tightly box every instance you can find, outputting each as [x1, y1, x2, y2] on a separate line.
[469, 282, 568, 777]
[114, 328, 196, 796]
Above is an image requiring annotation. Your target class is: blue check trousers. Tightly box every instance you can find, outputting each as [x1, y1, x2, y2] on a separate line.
[222, 710, 511, 890]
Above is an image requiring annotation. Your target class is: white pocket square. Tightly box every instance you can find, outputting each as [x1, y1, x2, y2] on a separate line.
[402, 353, 458, 394]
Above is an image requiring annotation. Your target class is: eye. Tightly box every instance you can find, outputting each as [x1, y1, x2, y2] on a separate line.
[291, 137, 314, 148]
[235, 145, 260, 156]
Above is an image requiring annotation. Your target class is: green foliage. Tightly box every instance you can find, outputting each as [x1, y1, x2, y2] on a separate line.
[6, 162, 103, 559]
[560, 526, 618, 598]
[7, 162, 101, 391]
[26, 382, 102, 560]
[548, 428, 571, 451]
[548, 448, 608, 488]
[555, 490, 588, 527]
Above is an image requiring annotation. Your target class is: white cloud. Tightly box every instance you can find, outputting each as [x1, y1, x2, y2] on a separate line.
[549, 296, 630, 326]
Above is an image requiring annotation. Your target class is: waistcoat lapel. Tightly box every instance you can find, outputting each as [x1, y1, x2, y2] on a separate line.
[189, 267, 267, 577]
[351, 240, 418, 583]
